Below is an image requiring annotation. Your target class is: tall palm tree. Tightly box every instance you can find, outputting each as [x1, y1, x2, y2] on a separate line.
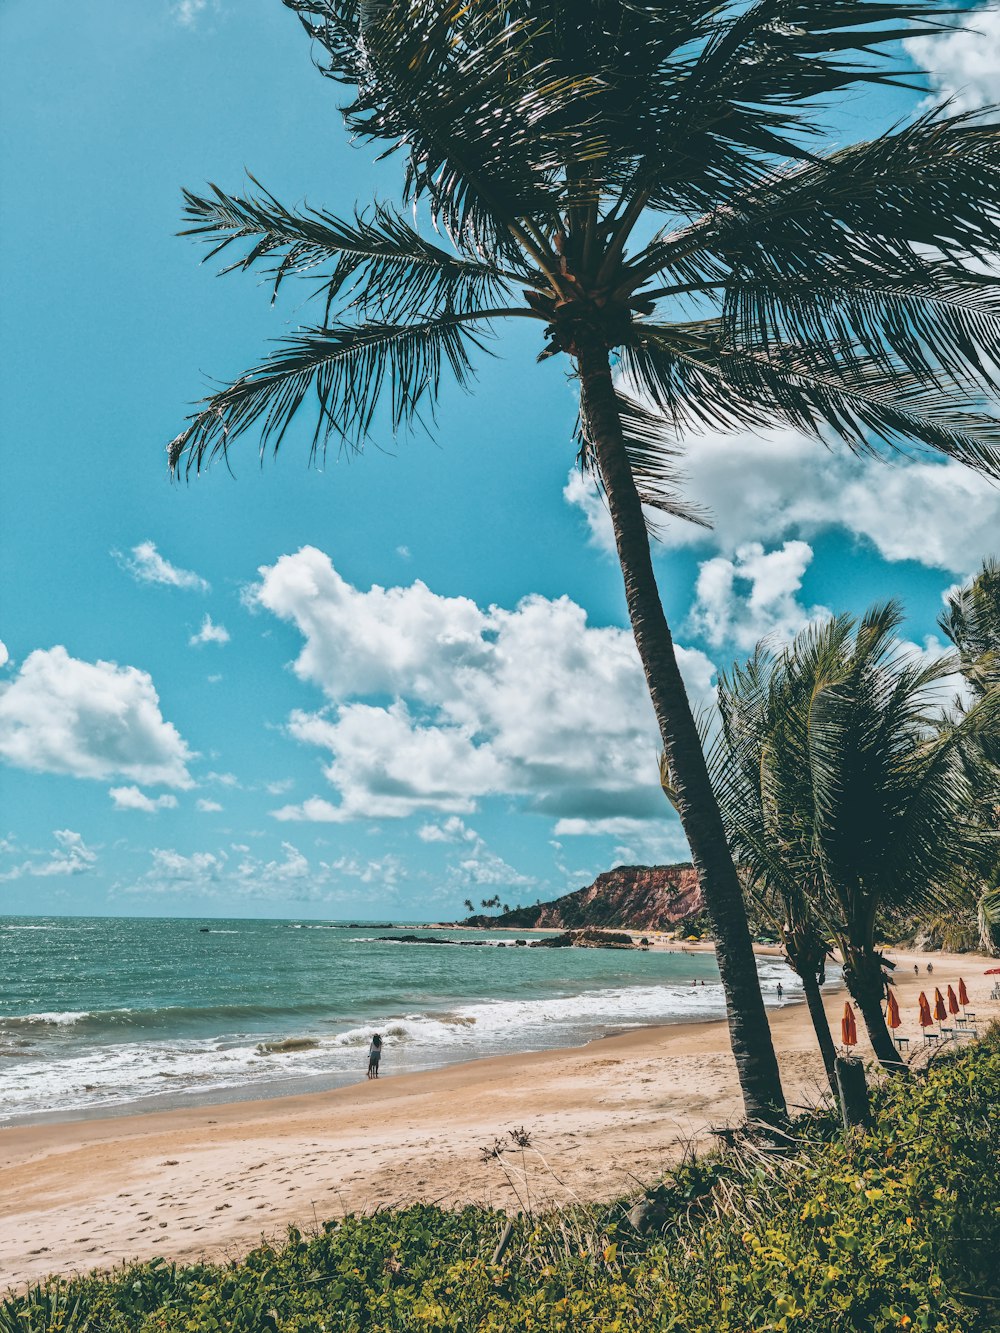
[168, 1, 1000, 1123]
[939, 558, 1000, 952]
[706, 653, 839, 1095]
[712, 605, 995, 1070]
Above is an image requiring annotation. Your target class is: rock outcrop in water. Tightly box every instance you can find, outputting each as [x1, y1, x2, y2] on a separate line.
[461, 863, 703, 932]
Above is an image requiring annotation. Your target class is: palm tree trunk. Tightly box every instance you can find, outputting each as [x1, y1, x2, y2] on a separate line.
[843, 949, 904, 1072]
[800, 968, 838, 1098]
[575, 338, 787, 1127]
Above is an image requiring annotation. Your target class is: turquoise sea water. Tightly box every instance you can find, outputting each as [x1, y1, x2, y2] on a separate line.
[0, 917, 797, 1124]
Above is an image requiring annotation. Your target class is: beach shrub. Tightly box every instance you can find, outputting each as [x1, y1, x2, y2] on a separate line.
[5, 1028, 998, 1331]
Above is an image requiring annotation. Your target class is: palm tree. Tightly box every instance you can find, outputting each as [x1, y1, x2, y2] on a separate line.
[939, 559, 1000, 952]
[713, 605, 995, 1070]
[707, 653, 839, 1095]
[168, 1, 1000, 1123]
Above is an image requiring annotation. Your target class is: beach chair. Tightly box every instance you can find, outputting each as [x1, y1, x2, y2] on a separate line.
[894, 1035, 910, 1053]
[922, 1031, 938, 1047]
[940, 1027, 955, 1041]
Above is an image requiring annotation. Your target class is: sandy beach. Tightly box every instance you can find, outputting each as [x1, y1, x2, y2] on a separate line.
[1, 947, 995, 1291]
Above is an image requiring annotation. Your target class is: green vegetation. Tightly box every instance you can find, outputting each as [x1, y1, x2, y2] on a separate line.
[939, 559, 1000, 955]
[709, 601, 999, 1071]
[8, 1029, 998, 1331]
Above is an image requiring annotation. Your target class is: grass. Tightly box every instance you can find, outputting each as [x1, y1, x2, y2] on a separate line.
[4, 1028, 998, 1332]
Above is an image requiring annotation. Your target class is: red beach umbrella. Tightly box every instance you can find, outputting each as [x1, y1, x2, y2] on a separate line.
[958, 977, 970, 1008]
[841, 1002, 858, 1046]
[933, 988, 947, 1022]
[947, 985, 960, 1016]
[918, 992, 934, 1028]
[886, 989, 901, 1029]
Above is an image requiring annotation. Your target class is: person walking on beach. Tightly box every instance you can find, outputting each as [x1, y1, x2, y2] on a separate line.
[367, 1033, 383, 1080]
[776, 981, 784, 1000]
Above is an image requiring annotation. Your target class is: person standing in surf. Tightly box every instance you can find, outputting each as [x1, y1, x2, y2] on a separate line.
[367, 1034, 383, 1080]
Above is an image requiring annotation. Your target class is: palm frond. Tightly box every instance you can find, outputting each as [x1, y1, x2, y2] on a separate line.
[939, 558, 1000, 702]
[168, 317, 487, 475]
[287, 0, 606, 252]
[622, 321, 1000, 476]
[725, 272, 1000, 399]
[180, 179, 523, 319]
[642, 112, 1000, 287]
[619, 0, 956, 217]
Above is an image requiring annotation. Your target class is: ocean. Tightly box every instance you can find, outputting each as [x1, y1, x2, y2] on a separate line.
[0, 916, 798, 1125]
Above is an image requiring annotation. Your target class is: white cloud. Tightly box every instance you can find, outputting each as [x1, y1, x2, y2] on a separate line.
[189, 615, 230, 647]
[0, 641, 8, 669]
[396, 545, 412, 559]
[417, 816, 478, 844]
[564, 426, 1000, 575]
[196, 798, 223, 813]
[173, 0, 212, 28]
[0, 829, 98, 881]
[0, 646, 193, 787]
[110, 785, 179, 813]
[688, 541, 831, 651]
[118, 839, 403, 903]
[149, 847, 227, 882]
[114, 541, 209, 592]
[906, 10, 1000, 114]
[553, 815, 691, 868]
[253, 548, 717, 826]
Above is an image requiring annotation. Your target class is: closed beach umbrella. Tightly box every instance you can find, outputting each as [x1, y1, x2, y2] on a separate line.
[886, 989, 901, 1029]
[947, 984, 960, 1016]
[958, 977, 970, 1008]
[918, 992, 933, 1028]
[933, 988, 947, 1022]
[841, 1002, 858, 1046]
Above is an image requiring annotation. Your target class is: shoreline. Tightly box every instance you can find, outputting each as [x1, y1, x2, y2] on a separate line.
[1, 946, 996, 1290]
[0, 930, 770, 1132]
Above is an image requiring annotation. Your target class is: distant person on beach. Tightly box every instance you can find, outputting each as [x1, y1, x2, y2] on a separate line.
[914, 964, 919, 975]
[776, 982, 784, 1000]
[927, 962, 934, 974]
[367, 1034, 383, 1079]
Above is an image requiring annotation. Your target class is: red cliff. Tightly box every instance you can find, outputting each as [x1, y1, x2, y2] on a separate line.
[463, 863, 703, 932]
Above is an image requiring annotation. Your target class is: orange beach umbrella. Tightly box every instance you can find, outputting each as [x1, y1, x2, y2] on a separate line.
[918, 992, 934, 1028]
[933, 988, 947, 1022]
[947, 984, 960, 1016]
[886, 989, 901, 1030]
[841, 1002, 858, 1046]
[958, 977, 970, 1007]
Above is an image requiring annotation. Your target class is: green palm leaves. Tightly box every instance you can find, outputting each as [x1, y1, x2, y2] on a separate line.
[170, 0, 1000, 490]
[712, 603, 998, 1065]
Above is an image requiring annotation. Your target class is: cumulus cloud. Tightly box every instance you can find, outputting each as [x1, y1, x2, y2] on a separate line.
[418, 816, 478, 844]
[0, 641, 8, 668]
[114, 541, 209, 592]
[0, 829, 98, 881]
[253, 547, 717, 826]
[906, 9, 1000, 114]
[564, 426, 1000, 574]
[0, 646, 193, 787]
[688, 541, 831, 651]
[110, 786, 179, 813]
[196, 798, 223, 813]
[555, 814, 693, 870]
[119, 840, 403, 902]
[189, 615, 230, 647]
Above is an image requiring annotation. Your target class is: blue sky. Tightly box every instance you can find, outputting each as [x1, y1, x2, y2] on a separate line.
[1, 0, 998, 920]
